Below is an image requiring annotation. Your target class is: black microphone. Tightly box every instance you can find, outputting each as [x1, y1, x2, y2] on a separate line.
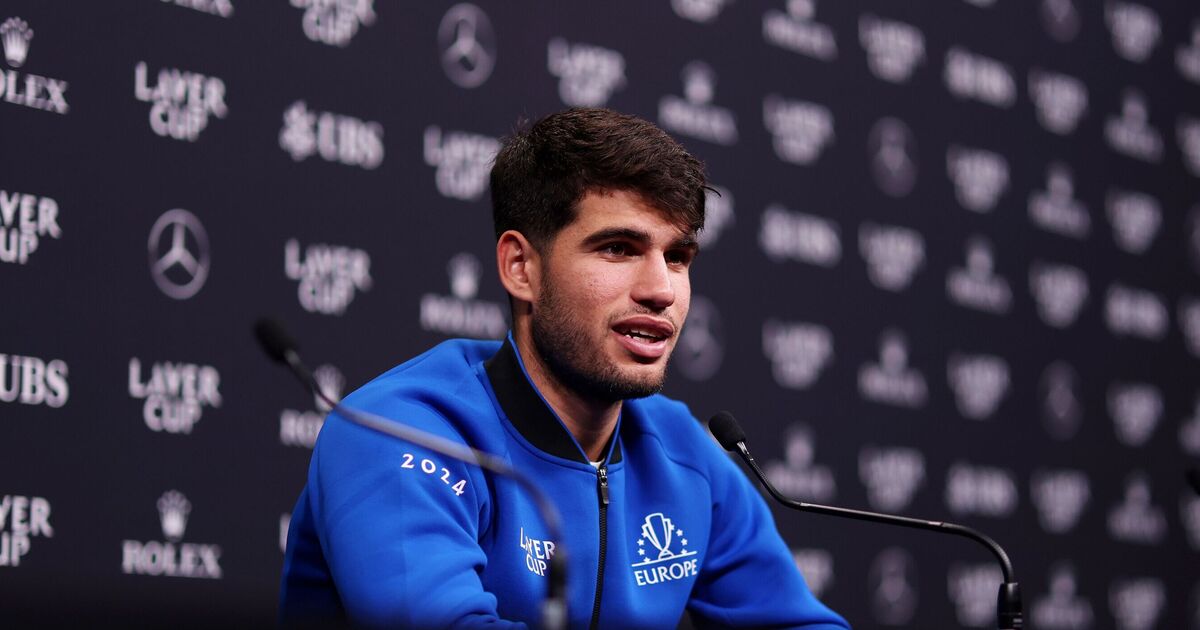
[254, 318, 568, 630]
[709, 411, 1023, 630]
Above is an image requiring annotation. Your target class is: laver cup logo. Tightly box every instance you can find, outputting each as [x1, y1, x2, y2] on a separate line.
[0, 494, 53, 567]
[291, 0, 375, 47]
[121, 490, 222, 579]
[134, 62, 227, 142]
[0, 189, 61, 265]
[284, 239, 372, 315]
[630, 512, 698, 587]
[128, 358, 222, 434]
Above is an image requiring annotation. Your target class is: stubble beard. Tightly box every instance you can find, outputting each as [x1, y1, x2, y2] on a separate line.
[530, 276, 668, 403]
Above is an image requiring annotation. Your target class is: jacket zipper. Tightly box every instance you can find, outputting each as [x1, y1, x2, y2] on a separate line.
[589, 465, 609, 630]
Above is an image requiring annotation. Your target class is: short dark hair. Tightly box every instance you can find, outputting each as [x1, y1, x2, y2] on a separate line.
[490, 108, 708, 249]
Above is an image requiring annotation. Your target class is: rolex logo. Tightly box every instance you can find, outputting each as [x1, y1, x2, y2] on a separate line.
[157, 490, 191, 543]
[1, 17, 32, 68]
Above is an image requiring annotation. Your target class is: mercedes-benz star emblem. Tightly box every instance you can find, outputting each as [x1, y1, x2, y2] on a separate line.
[438, 3, 495, 89]
[148, 208, 210, 300]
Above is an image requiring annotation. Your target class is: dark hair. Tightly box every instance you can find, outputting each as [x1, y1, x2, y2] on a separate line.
[490, 108, 708, 249]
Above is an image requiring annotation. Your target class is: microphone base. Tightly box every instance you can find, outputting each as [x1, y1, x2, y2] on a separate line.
[997, 581, 1022, 629]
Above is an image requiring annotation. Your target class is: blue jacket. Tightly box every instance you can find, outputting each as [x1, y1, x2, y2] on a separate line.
[281, 337, 849, 629]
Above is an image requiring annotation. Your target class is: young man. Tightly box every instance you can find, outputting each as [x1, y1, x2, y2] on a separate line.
[280, 108, 849, 629]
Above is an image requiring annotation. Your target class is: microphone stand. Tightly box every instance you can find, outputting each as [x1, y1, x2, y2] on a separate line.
[257, 320, 568, 630]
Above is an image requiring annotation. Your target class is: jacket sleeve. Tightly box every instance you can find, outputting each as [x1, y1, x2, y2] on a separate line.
[686, 440, 851, 629]
[307, 407, 528, 629]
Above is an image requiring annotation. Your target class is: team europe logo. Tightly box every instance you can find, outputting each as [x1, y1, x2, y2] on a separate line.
[631, 512, 698, 586]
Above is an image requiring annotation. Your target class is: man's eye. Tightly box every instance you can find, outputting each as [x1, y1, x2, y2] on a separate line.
[666, 250, 694, 266]
[602, 243, 628, 256]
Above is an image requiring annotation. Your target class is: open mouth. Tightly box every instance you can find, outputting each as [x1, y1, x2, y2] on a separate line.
[612, 318, 674, 359]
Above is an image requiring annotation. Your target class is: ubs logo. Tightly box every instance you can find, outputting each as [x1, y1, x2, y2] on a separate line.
[859, 222, 924, 292]
[1041, 0, 1081, 42]
[1109, 577, 1165, 630]
[290, 0, 375, 47]
[1031, 564, 1094, 630]
[759, 205, 840, 268]
[0, 17, 69, 115]
[439, 4, 495, 89]
[946, 237, 1012, 315]
[947, 353, 1009, 420]
[546, 38, 626, 107]
[1105, 2, 1160, 63]
[1107, 382, 1162, 447]
[947, 563, 1002, 627]
[858, 329, 927, 408]
[1104, 90, 1163, 162]
[859, 15, 925, 84]
[1179, 22, 1200, 84]
[1040, 362, 1083, 440]
[947, 146, 1008, 213]
[1107, 473, 1166, 544]
[762, 0, 837, 62]
[0, 354, 69, 408]
[671, 0, 730, 23]
[148, 209, 209, 300]
[279, 101, 384, 170]
[1029, 261, 1088, 329]
[868, 118, 918, 197]
[1029, 69, 1088, 136]
[1106, 189, 1160, 254]
[869, 548, 918, 625]
[1177, 115, 1200, 177]
[423, 126, 501, 201]
[674, 296, 723, 382]
[696, 185, 734, 249]
[858, 446, 924, 512]
[762, 319, 833, 390]
[420, 252, 506, 339]
[1028, 162, 1090, 239]
[791, 548, 833, 597]
[944, 47, 1016, 108]
[658, 61, 738, 146]
[763, 423, 836, 503]
[945, 462, 1018, 518]
[1030, 469, 1090, 534]
[1104, 284, 1167, 341]
[763, 95, 834, 165]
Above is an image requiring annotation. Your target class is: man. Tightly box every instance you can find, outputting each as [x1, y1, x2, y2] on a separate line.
[280, 108, 849, 629]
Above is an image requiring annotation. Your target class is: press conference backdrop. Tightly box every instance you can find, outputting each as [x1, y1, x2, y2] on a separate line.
[2, 0, 1199, 627]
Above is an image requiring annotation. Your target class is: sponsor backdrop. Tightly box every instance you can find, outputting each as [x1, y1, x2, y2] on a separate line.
[1, 0, 1198, 627]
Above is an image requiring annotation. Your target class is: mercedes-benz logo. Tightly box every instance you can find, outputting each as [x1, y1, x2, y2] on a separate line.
[438, 3, 495, 89]
[675, 295, 723, 381]
[869, 117, 918, 198]
[148, 208, 210, 300]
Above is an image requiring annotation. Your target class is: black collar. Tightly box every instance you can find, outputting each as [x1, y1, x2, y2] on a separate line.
[484, 337, 622, 465]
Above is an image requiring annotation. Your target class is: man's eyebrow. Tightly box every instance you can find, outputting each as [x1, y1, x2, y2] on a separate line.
[581, 227, 652, 246]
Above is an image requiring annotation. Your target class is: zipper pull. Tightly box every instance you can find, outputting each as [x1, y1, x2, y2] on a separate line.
[597, 466, 609, 506]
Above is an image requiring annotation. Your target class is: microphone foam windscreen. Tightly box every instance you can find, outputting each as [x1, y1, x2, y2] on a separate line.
[253, 318, 296, 364]
[708, 411, 746, 452]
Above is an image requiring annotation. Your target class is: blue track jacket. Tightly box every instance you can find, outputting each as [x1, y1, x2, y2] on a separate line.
[281, 336, 849, 629]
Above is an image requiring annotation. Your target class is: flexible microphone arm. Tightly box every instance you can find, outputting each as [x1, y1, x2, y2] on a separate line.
[254, 319, 568, 630]
[708, 411, 1022, 630]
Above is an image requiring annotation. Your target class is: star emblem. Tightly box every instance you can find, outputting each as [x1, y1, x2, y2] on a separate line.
[637, 539, 645, 546]
[681, 538, 688, 546]
[637, 548, 645, 556]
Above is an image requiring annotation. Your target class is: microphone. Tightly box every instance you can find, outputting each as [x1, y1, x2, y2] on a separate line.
[709, 411, 1023, 630]
[254, 318, 568, 630]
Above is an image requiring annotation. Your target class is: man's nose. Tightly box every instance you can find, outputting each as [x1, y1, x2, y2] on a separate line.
[631, 257, 675, 309]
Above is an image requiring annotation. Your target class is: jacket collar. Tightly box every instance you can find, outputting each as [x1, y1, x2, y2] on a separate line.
[484, 335, 623, 465]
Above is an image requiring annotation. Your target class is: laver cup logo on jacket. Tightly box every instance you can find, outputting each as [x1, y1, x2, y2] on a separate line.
[630, 512, 698, 586]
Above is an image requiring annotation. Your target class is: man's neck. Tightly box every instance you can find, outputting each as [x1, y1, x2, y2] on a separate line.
[512, 332, 621, 462]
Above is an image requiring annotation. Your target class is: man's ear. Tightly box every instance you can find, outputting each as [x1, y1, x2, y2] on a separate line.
[496, 230, 539, 304]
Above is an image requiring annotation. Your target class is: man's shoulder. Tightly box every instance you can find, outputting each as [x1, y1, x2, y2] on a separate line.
[625, 393, 725, 464]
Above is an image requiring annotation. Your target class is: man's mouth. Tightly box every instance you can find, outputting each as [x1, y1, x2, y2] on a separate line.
[611, 318, 675, 359]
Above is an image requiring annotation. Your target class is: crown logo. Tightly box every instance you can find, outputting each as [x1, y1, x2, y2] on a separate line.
[312, 364, 344, 413]
[448, 253, 481, 300]
[1, 17, 33, 68]
[157, 490, 192, 542]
